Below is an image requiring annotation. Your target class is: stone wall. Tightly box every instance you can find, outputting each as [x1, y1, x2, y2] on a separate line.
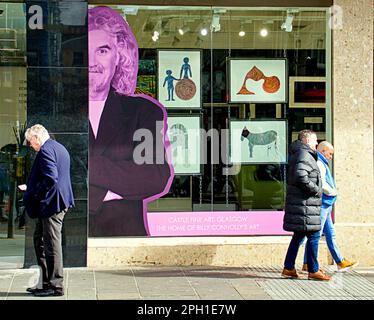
[333, 0, 374, 265]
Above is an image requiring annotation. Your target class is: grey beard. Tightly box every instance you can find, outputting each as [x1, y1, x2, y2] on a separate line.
[89, 78, 107, 95]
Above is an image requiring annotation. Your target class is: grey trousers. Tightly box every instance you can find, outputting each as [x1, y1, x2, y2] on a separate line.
[33, 209, 66, 290]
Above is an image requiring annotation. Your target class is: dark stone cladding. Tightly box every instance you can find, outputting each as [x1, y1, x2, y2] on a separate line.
[24, 0, 88, 268]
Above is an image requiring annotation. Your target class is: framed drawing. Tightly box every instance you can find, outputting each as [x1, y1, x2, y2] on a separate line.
[230, 120, 287, 164]
[157, 50, 201, 109]
[289, 76, 326, 108]
[167, 115, 201, 174]
[229, 58, 287, 103]
[136, 75, 156, 98]
[136, 59, 157, 98]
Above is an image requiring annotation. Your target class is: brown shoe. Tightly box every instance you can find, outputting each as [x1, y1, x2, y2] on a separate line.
[281, 268, 304, 279]
[308, 270, 332, 281]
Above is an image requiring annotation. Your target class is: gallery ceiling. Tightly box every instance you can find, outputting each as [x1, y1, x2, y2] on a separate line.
[112, 7, 328, 50]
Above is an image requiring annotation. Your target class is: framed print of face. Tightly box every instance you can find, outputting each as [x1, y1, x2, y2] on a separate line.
[230, 120, 287, 164]
[167, 115, 201, 174]
[158, 50, 201, 109]
[229, 58, 287, 103]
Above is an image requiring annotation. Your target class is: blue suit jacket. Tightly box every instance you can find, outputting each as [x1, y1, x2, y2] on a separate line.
[24, 138, 75, 219]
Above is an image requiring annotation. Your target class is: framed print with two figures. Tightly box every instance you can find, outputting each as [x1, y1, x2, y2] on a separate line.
[158, 50, 201, 109]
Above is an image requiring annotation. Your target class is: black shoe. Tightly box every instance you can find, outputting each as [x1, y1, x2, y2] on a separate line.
[33, 288, 64, 297]
[26, 287, 38, 294]
[26, 284, 49, 294]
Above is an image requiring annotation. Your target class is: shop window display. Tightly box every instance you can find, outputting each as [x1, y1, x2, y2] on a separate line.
[0, 3, 28, 269]
[88, 4, 330, 237]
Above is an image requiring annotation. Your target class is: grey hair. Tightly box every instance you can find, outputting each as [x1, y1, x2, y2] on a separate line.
[317, 141, 334, 152]
[298, 129, 316, 141]
[25, 124, 50, 142]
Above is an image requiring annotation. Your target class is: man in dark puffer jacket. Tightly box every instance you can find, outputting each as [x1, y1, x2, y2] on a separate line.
[281, 129, 331, 281]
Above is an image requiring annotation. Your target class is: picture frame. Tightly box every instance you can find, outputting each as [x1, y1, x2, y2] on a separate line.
[167, 114, 201, 174]
[136, 75, 156, 98]
[228, 58, 287, 103]
[157, 49, 201, 109]
[289, 76, 326, 108]
[230, 120, 288, 164]
[135, 59, 157, 98]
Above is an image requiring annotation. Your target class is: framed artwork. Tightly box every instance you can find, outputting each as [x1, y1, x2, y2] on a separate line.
[289, 76, 326, 108]
[230, 120, 287, 164]
[229, 58, 287, 103]
[136, 75, 156, 98]
[167, 115, 201, 174]
[136, 59, 157, 98]
[157, 50, 201, 109]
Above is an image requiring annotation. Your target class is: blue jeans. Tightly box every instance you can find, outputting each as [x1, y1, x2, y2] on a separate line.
[303, 206, 343, 264]
[284, 231, 320, 273]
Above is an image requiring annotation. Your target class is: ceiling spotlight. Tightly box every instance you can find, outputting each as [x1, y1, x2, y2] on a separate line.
[260, 28, 268, 37]
[210, 14, 220, 32]
[281, 12, 294, 32]
[238, 23, 245, 37]
[200, 28, 208, 36]
[151, 19, 162, 42]
[239, 24, 245, 37]
[178, 26, 190, 36]
[152, 31, 159, 42]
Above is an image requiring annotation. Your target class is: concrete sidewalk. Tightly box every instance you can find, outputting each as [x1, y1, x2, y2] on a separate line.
[1, 265, 374, 300]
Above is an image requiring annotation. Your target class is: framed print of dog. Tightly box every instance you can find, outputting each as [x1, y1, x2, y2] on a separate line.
[230, 120, 287, 164]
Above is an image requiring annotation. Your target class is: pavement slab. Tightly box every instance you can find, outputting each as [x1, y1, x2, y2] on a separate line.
[0, 265, 374, 300]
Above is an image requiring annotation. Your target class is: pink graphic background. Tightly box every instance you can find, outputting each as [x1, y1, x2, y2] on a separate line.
[147, 211, 291, 236]
[89, 7, 290, 238]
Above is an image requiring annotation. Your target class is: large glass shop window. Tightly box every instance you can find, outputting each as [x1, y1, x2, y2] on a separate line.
[88, 5, 330, 237]
[0, 2, 27, 263]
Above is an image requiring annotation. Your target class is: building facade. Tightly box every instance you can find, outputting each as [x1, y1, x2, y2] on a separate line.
[0, 0, 372, 268]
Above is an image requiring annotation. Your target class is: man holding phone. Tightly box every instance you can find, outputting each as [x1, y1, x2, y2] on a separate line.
[22, 124, 74, 297]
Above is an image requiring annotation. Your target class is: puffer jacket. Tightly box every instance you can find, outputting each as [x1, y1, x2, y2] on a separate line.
[283, 140, 322, 233]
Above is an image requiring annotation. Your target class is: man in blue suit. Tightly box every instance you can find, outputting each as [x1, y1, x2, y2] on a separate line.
[22, 124, 74, 297]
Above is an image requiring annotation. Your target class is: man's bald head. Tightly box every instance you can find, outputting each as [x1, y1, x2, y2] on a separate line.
[317, 141, 334, 161]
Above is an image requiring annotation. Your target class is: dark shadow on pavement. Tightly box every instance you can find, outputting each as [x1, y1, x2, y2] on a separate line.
[0, 292, 32, 297]
[97, 266, 287, 280]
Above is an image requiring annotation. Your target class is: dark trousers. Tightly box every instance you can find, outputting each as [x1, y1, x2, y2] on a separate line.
[284, 231, 320, 273]
[33, 210, 66, 290]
